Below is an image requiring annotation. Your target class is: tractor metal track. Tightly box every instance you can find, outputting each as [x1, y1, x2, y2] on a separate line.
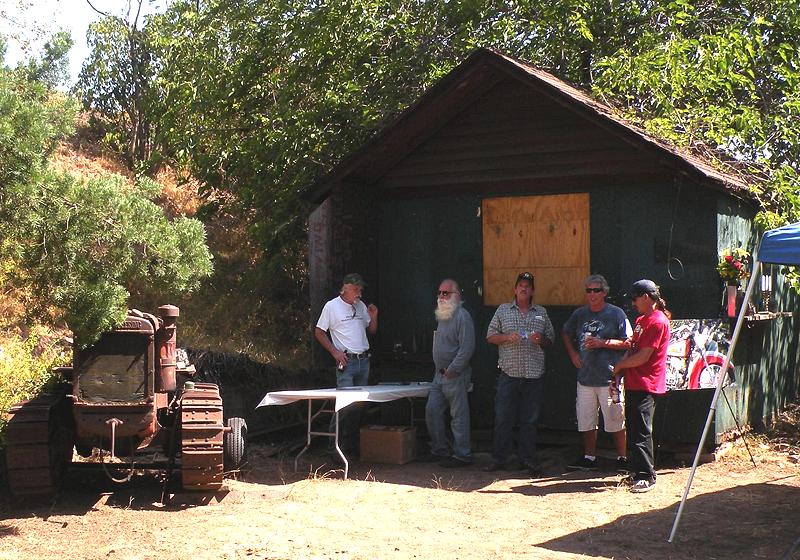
[4, 392, 71, 497]
[180, 383, 224, 491]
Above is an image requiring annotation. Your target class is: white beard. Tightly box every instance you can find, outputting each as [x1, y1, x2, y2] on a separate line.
[435, 299, 459, 321]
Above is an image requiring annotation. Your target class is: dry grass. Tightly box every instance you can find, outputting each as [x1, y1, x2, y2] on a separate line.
[151, 166, 203, 218]
[709, 402, 800, 472]
[0, 282, 26, 335]
[766, 401, 800, 453]
[50, 114, 132, 180]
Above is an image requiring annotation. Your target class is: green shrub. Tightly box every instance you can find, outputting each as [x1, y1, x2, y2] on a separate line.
[0, 328, 69, 446]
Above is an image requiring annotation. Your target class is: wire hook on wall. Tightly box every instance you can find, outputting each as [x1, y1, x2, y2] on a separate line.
[667, 180, 685, 281]
[668, 256, 685, 281]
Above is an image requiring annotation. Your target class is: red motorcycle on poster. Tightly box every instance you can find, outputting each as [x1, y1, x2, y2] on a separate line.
[665, 319, 735, 390]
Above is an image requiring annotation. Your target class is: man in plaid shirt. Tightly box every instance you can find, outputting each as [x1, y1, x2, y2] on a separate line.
[485, 272, 554, 476]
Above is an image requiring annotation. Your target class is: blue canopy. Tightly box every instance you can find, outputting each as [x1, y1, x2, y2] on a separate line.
[758, 221, 800, 265]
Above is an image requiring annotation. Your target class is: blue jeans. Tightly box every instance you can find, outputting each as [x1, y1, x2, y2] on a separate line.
[329, 356, 370, 452]
[492, 371, 544, 464]
[425, 371, 472, 461]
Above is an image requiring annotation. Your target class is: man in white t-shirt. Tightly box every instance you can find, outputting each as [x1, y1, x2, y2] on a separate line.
[314, 273, 378, 455]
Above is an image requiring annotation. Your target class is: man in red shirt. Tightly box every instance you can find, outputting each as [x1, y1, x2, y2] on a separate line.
[612, 279, 671, 493]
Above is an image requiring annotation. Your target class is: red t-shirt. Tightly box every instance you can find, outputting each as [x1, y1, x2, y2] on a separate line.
[624, 310, 670, 394]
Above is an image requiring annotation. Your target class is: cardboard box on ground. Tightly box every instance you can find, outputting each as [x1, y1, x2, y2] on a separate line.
[360, 425, 417, 464]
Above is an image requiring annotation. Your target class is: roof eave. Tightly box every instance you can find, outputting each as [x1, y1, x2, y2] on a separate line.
[305, 48, 758, 206]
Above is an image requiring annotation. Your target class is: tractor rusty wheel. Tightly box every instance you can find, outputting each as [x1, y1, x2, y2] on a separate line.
[224, 417, 247, 471]
[180, 383, 225, 491]
[3, 390, 73, 497]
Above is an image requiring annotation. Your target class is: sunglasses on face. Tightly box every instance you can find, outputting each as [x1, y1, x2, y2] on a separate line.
[585, 288, 604, 293]
[437, 290, 457, 297]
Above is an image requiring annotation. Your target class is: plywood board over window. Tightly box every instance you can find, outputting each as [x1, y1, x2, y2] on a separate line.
[482, 193, 589, 306]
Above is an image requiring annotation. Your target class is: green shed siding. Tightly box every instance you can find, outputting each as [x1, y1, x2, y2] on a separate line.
[715, 197, 800, 436]
[379, 79, 668, 194]
[373, 178, 768, 433]
[376, 194, 482, 360]
[589, 181, 721, 319]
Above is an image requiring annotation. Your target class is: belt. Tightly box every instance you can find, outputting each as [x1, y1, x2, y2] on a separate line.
[345, 351, 370, 359]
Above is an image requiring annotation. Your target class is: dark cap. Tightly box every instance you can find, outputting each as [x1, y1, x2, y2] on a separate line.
[342, 273, 366, 287]
[516, 272, 535, 286]
[627, 279, 659, 299]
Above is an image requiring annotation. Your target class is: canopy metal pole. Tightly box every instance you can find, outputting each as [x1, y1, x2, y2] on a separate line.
[668, 260, 761, 543]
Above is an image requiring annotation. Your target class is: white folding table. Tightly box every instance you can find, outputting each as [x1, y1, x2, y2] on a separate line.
[257, 383, 432, 478]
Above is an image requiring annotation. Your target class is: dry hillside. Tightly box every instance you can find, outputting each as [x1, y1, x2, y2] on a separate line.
[2, 114, 283, 361]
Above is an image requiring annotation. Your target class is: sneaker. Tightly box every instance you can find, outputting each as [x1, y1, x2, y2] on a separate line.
[523, 461, 543, 478]
[615, 457, 630, 474]
[566, 456, 598, 471]
[440, 457, 472, 468]
[630, 479, 655, 493]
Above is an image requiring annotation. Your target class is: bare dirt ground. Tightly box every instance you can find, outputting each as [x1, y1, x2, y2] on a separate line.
[2, 427, 799, 560]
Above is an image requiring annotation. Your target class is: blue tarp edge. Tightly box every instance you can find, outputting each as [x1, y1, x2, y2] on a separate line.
[758, 221, 800, 265]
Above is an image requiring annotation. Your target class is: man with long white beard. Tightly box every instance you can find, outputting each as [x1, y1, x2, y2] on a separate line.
[422, 278, 476, 467]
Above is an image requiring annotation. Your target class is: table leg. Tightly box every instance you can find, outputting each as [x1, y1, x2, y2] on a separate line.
[333, 410, 349, 479]
[293, 398, 349, 478]
[294, 399, 314, 471]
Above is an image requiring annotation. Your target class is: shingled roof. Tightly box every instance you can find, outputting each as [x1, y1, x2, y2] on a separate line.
[306, 48, 755, 204]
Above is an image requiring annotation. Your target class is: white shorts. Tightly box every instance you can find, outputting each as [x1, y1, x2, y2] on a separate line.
[576, 382, 625, 433]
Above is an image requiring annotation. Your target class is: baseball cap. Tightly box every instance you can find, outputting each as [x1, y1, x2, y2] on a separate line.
[516, 272, 535, 286]
[342, 273, 366, 287]
[627, 279, 659, 299]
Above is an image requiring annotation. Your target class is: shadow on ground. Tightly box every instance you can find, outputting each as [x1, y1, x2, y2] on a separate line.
[0, 468, 230, 520]
[536, 478, 800, 560]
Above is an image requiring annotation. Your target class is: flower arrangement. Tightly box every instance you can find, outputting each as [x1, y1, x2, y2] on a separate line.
[717, 248, 751, 283]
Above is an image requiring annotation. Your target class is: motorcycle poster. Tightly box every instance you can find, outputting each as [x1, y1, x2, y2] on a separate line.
[665, 319, 735, 391]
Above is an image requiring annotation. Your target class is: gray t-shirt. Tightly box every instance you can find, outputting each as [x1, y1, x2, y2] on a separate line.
[562, 303, 631, 386]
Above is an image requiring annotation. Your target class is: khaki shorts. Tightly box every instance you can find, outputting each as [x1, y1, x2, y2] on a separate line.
[576, 382, 625, 433]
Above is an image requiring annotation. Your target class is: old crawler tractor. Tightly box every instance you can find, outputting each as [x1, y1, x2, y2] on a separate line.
[3, 305, 246, 497]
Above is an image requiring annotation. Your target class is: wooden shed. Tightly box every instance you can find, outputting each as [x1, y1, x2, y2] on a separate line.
[306, 48, 799, 443]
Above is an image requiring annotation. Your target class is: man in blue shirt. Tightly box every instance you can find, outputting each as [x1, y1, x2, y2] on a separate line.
[562, 274, 631, 472]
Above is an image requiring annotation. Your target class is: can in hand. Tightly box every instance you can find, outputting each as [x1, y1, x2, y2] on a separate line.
[608, 367, 621, 403]
[608, 364, 622, 403]
[609, 380, 620, 403]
